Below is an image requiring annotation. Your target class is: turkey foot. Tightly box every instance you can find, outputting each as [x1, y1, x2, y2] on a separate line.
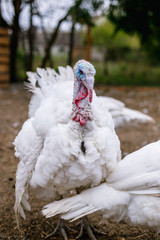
[76, 216, 107, 240]
[45, 218, 76, 240]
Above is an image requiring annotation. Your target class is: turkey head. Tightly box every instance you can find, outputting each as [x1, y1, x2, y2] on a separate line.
[72, 59, 96, 126]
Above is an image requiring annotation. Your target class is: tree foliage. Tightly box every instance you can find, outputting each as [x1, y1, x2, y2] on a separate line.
[42, 0, 104, 67]
[92, 19, 139, 49]
[67, 0, 103, 65]
[108, 0, 160, 60]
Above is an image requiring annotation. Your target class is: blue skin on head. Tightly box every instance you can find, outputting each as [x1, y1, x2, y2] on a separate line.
[76, 68, 85, 81]
[75, 61, 96, 81]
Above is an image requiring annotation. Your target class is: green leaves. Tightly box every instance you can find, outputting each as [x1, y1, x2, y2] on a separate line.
[108, 0, 160, 60]
[70, 0, 104, 26]
[91, 19, 139, 50]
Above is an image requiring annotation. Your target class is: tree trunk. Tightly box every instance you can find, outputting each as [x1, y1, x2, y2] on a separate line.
[10, 0, 22, 83]
[41, 11, 70, 68]
[28, 0, 34, 71]
[86, 25, 91, 61]
[0, 0, 10, 27]
[68, 18, 75, 66]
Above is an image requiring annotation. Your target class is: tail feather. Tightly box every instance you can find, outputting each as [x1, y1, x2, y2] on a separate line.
[25, 66, 73, 94]
[36, 67, 59, 87]
[58, 66, 74, 82]
[42, 195, 83, 218]
[42, 182, 160, 231]
[112, 107, 154, 128]
[42, 196, 98, 222]
[25, 72, 38, 93]
[65, 206, 99, 222]
[120, 107, 154, 123]
[42, 184, 130, 222]
[25, 66, 74, 116]
[97, 96, 154, 128]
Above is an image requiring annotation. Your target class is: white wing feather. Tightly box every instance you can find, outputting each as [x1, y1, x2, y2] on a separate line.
[14, 119, 43, 228]
[42, 141, 160, 232]
[98, 96, 154, 128]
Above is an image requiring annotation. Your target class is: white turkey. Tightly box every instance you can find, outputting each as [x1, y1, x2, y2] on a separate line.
[43, 140, 160, 236]
[14, 59, 153, 239]
[14, 60, 121, 238]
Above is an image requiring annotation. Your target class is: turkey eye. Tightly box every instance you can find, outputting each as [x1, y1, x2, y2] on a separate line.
[79, 70, 85, 81]
[76, 69, 85, 81]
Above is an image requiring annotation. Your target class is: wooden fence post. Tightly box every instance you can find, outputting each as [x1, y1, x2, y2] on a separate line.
[0, 28, 10, 87]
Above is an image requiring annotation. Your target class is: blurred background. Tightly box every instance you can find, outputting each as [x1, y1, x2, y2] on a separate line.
[1, 0, 160, 87]
[2, 1, 160, 239]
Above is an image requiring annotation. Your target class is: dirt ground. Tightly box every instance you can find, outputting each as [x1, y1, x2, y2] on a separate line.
[1, 84, 160, 240]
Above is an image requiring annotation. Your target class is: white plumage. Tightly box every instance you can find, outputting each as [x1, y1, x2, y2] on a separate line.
[98, 96, 154, 128]
[14, 60, 154, 230]
[14, 60, 121, 227]
[43, 140, 160, 233]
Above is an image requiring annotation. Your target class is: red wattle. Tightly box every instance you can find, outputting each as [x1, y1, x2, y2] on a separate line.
[73, 115, 80, 122]
[75, 84, 88, 108]
[80, 118, 87, 126]
[89, 89, 93, 102]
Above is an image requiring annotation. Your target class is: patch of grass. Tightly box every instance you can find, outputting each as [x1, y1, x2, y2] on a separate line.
[16, 52, 68, 82]
[94, 61, 160, 86]
[16, 51, 160, 86]
[16, 51, 26, 81]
